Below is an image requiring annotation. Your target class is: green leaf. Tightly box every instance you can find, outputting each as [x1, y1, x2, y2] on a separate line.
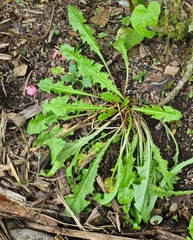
[60, 44, 123, 99]
[46, 137, 65, 164]
[38, 78, 93, 97]
[46, 120, 113, 176]
[117, 187, 134, 205]
[27, 112, 58, 134]
[188, 216, 193, 239]
[132, 105, 182, 123]
[152, 144, 174, 190]
[119, 16, 131, 27]
[143, 157, 193, 222]
[68, 6, 108, 70]
[113, 38, 129, 69]
[113, 38, 130, 94]
[34, 125, 64, 146]
[133, 140, 151, 215]
[43, 97, 107, 117]
[51, 66, 65, 75]
[116, 27, 144, 50]
[131, 1, 160, 38]
[100, 92, 122, 103]
[97, 109, 116, 121]
[97, 32, 108, 39]
[66, 141, 111, 216]
[81, 77, 92, 88]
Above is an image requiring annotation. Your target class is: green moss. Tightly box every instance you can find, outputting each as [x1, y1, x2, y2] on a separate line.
[158, 1, 191, 41]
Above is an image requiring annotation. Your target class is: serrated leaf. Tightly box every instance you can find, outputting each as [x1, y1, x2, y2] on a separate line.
[43, 97, 107, 117]
[131, 1, 160, 38]
[66, 146, 108, 216]
[51, 66, 65, 75]
[34, 125, 64, 146]
[38, 78, 93, 96]
[43, 96, 69, 116]
[60, 44, 82, 61]
[100, 92, 122, 103]
[132, 105, 182, 122]
[117, 187, 134, 205]
[46, 120, 112, 176]
[60, 44, 123, 98]
[78, 58, 122, 97]
[81, 77, 92, 88]
[68, 6, 108, 70]
[152, 144, 174, 190]
[97, 109, 116, 121]
[27, 112, 58, 134]
[97, 32, 108, 39]
[46, 137, 65, 164]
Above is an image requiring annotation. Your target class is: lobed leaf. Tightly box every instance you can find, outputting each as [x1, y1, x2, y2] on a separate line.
[46, 120, 113, 176]
[46, 138, 66, 164]
[27, 112, 58, 134]
[66, 144, 109, 216]
[38, 78, 93, 96]
[68, 6, 108, 70]
[43, 97, 107, 117]
[152, 144, 174, 190]
[60, 44, 123, 98]
[132, 105, 182, 122]
[34, 125, 64, 146]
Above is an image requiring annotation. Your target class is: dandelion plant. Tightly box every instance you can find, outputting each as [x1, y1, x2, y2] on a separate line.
[27, 5, 193, 227]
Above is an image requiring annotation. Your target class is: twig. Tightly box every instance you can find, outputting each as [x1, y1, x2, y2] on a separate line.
[158, 53, 193, 107]
[57, 192, 86, 232]
[23, 70, 33, 96]
[25, 222, 139, 240]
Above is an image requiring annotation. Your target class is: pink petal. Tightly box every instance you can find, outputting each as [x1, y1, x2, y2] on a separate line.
[52, 49, 60, 59]
[26, 86, 38, 96]
[60, 55, 66, 61]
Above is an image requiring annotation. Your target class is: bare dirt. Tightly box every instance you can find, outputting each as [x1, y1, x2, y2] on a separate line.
[0, 0, 193, 240]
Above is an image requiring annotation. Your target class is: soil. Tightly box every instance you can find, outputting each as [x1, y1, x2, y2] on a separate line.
[0, 0, 193, 240]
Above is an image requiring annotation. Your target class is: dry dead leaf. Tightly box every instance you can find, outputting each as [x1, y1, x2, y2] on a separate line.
[139, 44, 146, 58]
[0, 164, 10, 177]
[110, 7, 123, 16]
[149, 65, 163, 71]
[0, 43, 9, 49]
[144, 72, 163, 83]
[163, 65, 180, 77]
[0, 53, 12, 60]
[13, 63, 28, 78]
[169, 60, 179, 67]
[67, 30, 79, 37]
[0, 186, 26, 204]
[90, 6, 111, 27]
[7, 112, 26, 127]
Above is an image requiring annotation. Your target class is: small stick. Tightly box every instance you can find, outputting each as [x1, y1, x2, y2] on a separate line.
[158, 53, 193, 107]
[0, 78, 7, 97]
[23, 70, 33, 96]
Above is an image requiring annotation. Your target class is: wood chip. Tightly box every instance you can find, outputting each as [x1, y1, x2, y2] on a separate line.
[0, 53, 12, 60]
